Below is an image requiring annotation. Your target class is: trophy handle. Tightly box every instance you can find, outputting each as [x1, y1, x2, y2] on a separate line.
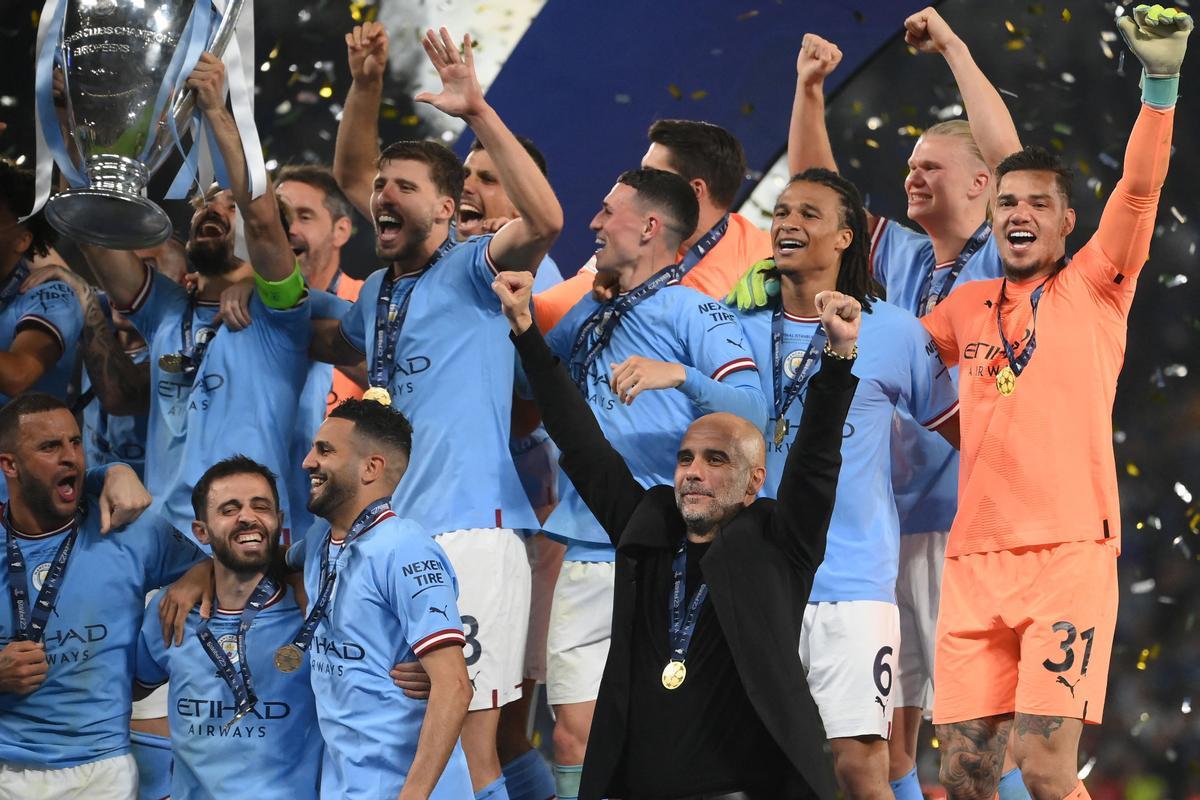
[165, 0, 247, 136]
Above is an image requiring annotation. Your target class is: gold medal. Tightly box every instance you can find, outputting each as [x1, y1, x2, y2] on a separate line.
[274, 644, 303, 673]
[773, 418, 788, 446]
[661, 660, 687, 690]
[362, 386, 392, 406]
[158, 353, 184, 373]
[996, 365, 1016, 396]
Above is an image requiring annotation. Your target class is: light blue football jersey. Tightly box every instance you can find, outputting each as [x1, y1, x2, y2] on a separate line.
[542, 283, 767, 562]
[300, 510, 472, 799]
[338, 236, 538, 534]
[738, 300, 958, 602]
[135, 585, 322, 800]
[0, 498, 205, 768]
[123, 266, 316, 543]
[870, 217, 1002, 534]
[0, 261, 83, 407]
[82, 346, 150, 480]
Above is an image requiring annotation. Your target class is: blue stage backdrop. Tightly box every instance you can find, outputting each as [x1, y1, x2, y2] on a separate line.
[462, 0, 931, 270]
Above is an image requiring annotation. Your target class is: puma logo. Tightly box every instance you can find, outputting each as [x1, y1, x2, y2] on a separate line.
[874, 696, 886, 713]
[469, 671, 480, 690]
[1056, 676, 1081, 698]
[428, 605, 449, 620]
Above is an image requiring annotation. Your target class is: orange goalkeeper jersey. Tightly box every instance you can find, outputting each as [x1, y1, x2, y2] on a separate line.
[922, 104, 1174, 557]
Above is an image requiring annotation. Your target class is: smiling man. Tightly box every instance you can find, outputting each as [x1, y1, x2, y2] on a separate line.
[919, 8, 1190, 799]
[134, 456, 321, 800]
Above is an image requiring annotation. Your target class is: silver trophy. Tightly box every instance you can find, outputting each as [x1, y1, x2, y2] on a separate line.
[42, 0, 245, 250]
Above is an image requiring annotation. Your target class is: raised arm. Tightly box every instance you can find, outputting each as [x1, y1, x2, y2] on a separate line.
[787, 34, 842, 176]
[187, 54, 295, 283]
[904, 7, 1021, 169]
[1089, 6, 1192, 279]
[21, 265, 149, 414]
[416, 28, 563, 270]
[494, 272, 644, 545]
[770, 291, 859, 574]
[334, 22, 388, 219]
[78, 244, 149, 311]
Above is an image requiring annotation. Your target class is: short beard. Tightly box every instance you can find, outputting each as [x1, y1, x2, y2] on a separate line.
[18, 473, 76, 526]
[187, 238, 237, 277]
[210, 526, 276, 576]
[375, 215, 435, 264]
[307, 472, 353, 521]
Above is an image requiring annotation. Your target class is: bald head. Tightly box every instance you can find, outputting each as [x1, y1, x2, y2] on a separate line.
[674, 413, 767, 540]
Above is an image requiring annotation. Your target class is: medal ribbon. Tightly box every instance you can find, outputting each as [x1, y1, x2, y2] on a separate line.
[567, 264, 681, 394]
[666, 538, 708, 664]
[771, 308, 826, 427]
[369, 239, 455, 391]
[195, 573, 278, 724]
[919, 222, 992, 317]
[4, 505, 82, 644]
[283, 498, 392, 655]
[0, 261, 31, 315]
[995, 262, 1064, 379]
[677, 214, 730, 272]
[172, 290, 223, 381]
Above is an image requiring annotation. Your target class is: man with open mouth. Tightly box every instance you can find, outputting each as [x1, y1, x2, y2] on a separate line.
[0, 392, 207, 799]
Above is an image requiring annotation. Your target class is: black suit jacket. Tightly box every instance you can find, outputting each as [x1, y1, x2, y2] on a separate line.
[512, 324, 855, 800]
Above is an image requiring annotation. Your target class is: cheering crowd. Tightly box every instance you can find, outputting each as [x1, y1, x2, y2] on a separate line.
[0, 4, 1192, 800]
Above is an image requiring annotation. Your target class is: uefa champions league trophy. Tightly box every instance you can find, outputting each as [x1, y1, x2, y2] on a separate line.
[40, 0, 246, 249]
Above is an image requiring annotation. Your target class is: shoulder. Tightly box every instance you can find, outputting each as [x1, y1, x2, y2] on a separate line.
[863, 299, 921, 332]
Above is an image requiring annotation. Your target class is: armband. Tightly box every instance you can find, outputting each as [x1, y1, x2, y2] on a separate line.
[254, 260, 306, 309]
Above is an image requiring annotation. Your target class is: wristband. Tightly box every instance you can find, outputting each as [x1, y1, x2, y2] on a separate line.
[254, 260, 306, 309]
[1142, 72, 1180, 108]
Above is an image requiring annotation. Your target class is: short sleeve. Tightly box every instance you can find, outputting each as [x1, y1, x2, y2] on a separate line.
[897, 314, 959, 429]
[123, 265, 189, 341]
[134, 595, 169, 688]
[674, 293, 757, 383]
[285, 539, 308, 571]
[387, 537, 466, 657]
[309, 288, 352, 321]
[142, 521, 207, 589]
[443, 236, 500, 309]
[247, 291, 311, 354]
[14, 280, 83, 357]
[337, 276, 374, 355]
[870, 217, 933, 291]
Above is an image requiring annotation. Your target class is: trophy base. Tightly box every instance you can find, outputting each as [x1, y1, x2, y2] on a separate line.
[45, 190, 173, 251]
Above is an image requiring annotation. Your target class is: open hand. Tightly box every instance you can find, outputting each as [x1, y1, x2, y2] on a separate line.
[346, 21, 389, 84]
[414, 28, 486, 119]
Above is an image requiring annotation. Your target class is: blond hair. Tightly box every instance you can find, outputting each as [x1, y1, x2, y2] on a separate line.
[919, 120, 993, 219]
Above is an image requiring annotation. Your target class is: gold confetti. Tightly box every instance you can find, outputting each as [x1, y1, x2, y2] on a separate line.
[1062, 8, 1072, 22]
[740, 103, 754, 115]
[319, 85, 333, 99]
[667, 84, 682, 100]
[690, 90, 708, 101]
[1005, 39, 1026, 51]
[1127, 463, 1141, 477]
[736, 10, 759, 21]
[1005, 20, 1017, 33]
[865, 138, 879, 149]
[401, 114, 419, 126]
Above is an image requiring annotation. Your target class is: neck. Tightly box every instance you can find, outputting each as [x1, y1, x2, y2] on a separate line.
[214, 565, 267, 612]
[390, 228, 449, 278]
[681, 203, 727, 251]
[305, 253, 342, 293]
[6, 491, 74, 536]
[196, 261, 253, 302]
[618, 241, 677, 292]
[779, 268, 838, 318]
[1003, 256, 1063, 284]
[686, 527, 717, 544]
[327, 493, 390, 541]
[923, 209, 987, 265]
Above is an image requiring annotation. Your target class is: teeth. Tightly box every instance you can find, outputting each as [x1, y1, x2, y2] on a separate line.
[236, 533, 262, 544]
[459, 203, 479, 214]
[777, 239, 803, 250]
[1008, 231, 1036, 244]
[310, 475, 326, 487]
[378, 215, 400, 226]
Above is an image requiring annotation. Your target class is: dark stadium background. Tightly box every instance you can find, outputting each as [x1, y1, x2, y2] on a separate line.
[0, 0, 1196, 793]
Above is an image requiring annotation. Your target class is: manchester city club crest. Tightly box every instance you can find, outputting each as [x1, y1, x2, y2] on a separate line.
[31, 563, 51, 591]
[783, 349, 807, 381]
[218, 634, 240, 665]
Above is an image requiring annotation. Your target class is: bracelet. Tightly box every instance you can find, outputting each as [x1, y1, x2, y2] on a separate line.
[823, 342, 857, 361]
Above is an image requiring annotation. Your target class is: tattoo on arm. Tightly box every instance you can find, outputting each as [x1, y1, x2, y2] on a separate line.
[79, 287, 151, 415]
[1015, 714, 1065, 741]
[936, 718, 1010, 800]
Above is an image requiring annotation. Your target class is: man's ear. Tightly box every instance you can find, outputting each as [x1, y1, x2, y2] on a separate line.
[192, 520, 212, 546]
[331, 216, 352, 249]
[0, 452, 16, 480]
